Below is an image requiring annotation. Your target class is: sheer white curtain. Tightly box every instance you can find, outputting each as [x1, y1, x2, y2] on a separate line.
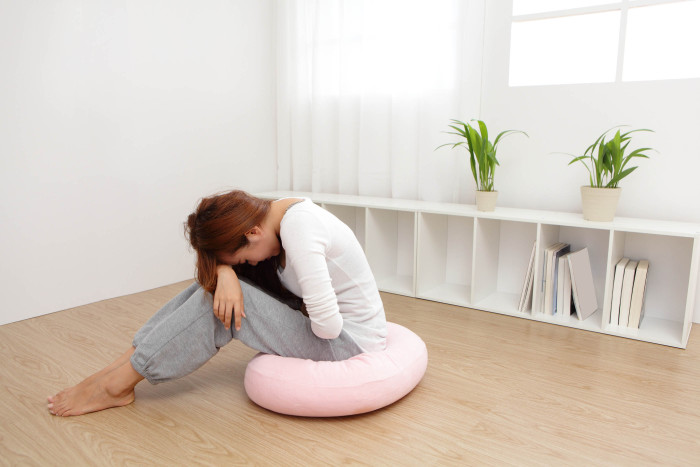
[275, 0, 485, 202]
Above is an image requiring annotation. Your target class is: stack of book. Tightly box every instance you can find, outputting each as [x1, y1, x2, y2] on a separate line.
[609, 258, 650, 329]
[518, 242, 598, 321]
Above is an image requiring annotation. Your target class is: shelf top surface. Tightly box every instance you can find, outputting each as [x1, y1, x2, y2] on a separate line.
[256, 191, 700, 237]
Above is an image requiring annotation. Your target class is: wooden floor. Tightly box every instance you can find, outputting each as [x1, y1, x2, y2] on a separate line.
[1, 281, 700, 466]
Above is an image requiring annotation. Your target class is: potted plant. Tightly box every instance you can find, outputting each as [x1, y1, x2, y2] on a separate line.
[565, 126, 655, 221]
[437, 119, 527, 211]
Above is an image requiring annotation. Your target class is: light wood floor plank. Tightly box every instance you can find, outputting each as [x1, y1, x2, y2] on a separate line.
[1, 280, 699, 466]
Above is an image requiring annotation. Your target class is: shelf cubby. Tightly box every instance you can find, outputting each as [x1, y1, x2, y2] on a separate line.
[472, 218, 538, 316]
[364, 208, 416, 296]
[416, 213, 474, 307]
[603, 230, 696, 346]
[534, 223, 610, 328]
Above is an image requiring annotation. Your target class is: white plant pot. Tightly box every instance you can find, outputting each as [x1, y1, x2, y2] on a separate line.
[476, 190, 498, 212]
[580, 186, 621, 222]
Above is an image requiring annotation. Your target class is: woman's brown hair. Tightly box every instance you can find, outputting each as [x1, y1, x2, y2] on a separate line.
[184, 190, 271, 295]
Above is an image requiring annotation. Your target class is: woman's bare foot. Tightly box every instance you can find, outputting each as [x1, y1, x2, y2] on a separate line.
[47, 354, 144, 417]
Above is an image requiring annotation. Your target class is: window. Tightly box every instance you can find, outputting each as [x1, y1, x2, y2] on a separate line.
[509, 0, 700, 86]
[510, 11, 620, 86]
[623, 1, 700, 81]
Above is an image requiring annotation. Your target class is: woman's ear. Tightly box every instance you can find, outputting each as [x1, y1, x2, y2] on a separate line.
[245, 226, 263, 241]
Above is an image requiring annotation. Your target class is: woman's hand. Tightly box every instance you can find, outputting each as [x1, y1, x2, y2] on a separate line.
[214, 265, 246, 331]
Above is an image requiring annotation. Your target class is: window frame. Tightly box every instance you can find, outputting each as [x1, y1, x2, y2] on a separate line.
[509, 0, 696, 85]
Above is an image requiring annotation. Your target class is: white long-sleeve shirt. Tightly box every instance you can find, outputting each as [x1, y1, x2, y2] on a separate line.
[277, 199, 387, 352]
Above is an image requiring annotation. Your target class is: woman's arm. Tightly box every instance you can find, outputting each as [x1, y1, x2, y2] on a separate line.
[213, 265, 246, 331]
[282, 210, 343, 339]
[291, 250, 343, 338]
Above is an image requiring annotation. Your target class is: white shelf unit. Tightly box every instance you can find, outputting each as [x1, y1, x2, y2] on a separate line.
[258, 191, 700, 348]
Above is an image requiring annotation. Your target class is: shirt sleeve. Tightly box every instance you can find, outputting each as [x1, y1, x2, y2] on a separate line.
[282, 211, 343, 339]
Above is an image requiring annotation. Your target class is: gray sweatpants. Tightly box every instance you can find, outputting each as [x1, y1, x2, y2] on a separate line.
[130, 280, 363, 384]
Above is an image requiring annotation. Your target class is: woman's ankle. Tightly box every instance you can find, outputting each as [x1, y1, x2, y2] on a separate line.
[104, 361, 144, 397]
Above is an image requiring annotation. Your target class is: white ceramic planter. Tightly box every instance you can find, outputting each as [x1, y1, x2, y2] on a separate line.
[476, 190, 498, 212]
[580, 186, 621, 221]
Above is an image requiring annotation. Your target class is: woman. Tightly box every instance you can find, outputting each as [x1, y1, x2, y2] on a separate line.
[47, 190, 387, 416]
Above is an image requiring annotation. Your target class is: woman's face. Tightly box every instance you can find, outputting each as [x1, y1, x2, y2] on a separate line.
[217, 226, 280, 267]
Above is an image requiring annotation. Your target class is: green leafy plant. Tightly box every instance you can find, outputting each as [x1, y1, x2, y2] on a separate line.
[566, 127, 655, 188]
[437, 119, 527, 192]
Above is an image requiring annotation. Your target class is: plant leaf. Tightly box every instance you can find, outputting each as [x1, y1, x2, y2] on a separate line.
[493, 130, 528, 149]
[607, 166, 638, 187]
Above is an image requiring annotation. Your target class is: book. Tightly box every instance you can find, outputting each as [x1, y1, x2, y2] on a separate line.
[542, 244, 555, 314]
[556, 255, 566, 316]
[544, 243, 570, 315]
[518, 242, 537, 313]
[567, 248, 598, 321]
[618, 260, 639, 327]
[627, 260, 650, 329]
[540, 243, 557, 313]
[609, 257, 630, 326]
[556, 254, 572, 319]
[551, 245, 570, 315]
[540, 243, 564, 313]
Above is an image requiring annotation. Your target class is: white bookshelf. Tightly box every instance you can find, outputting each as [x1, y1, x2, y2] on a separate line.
[258, 191, 700, 348]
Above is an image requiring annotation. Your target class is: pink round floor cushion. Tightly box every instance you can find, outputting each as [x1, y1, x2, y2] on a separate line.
[243, 322, 428, 417]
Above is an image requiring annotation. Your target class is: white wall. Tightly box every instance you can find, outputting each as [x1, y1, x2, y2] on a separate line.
[0, 0, 276, 325]
[480, 1, 700, 321]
